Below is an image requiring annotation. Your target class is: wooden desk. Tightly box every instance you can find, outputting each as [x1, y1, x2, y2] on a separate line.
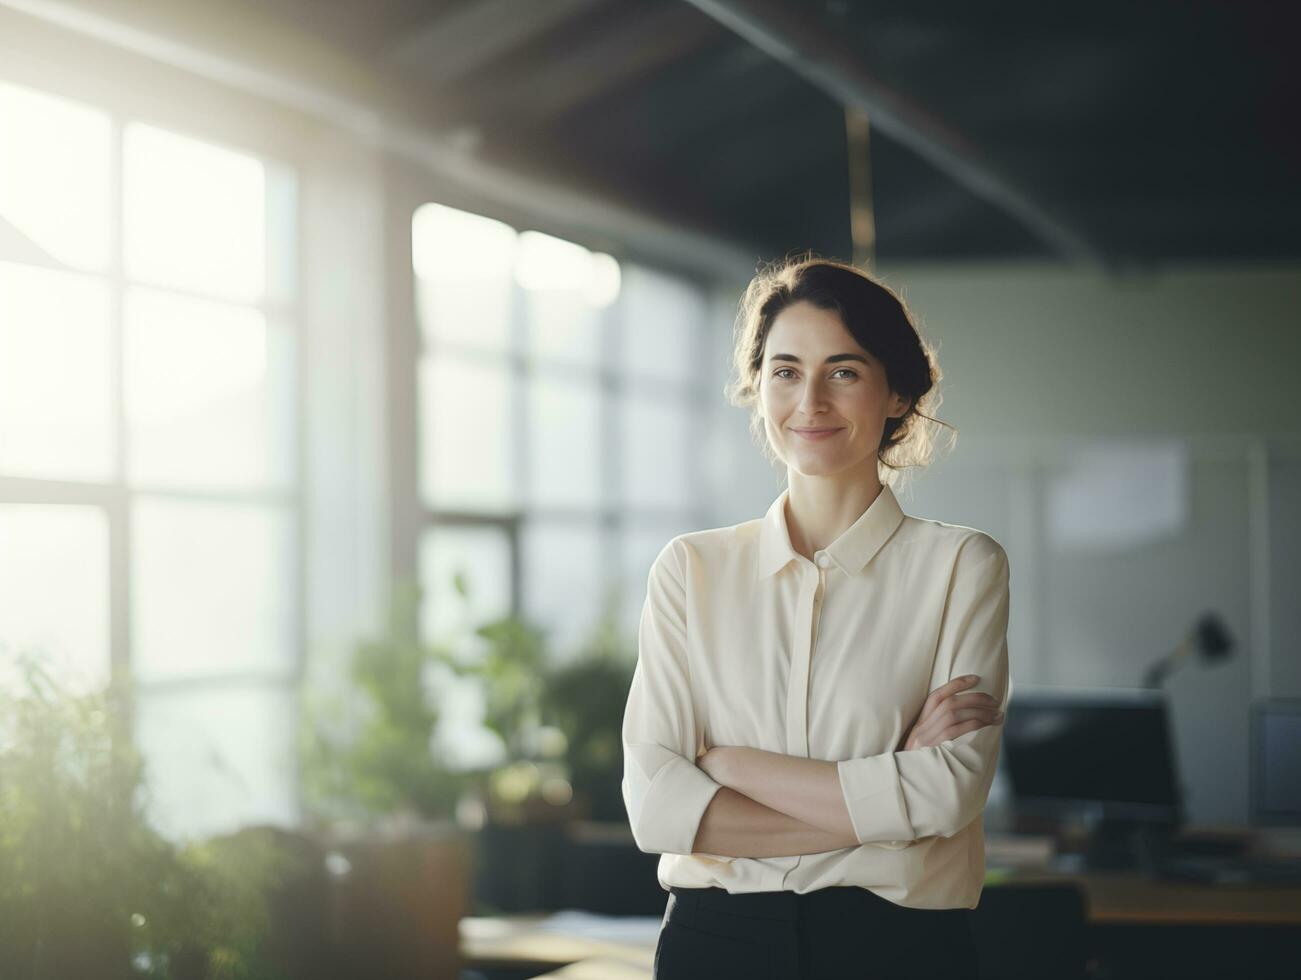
[461, 867, 1301, 978]
[459, 914, 653, 978]
[993, 866, 1301, 925]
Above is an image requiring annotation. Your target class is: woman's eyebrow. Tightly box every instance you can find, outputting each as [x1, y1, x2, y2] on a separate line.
[770, 353, 869, 365]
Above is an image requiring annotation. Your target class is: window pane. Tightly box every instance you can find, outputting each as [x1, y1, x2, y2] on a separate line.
[124, 123, 265, 302]
[619, 264, 703, 383]
[132, 498, 294, 683]
[527, 375, 601, 508]
[519, 231, 609, 367]
[416, 278, 514, 353]
[0, 82, 111, 271]
[0, 262, 113, 481]
[135, 683, 296, 841]
[0, 504, 108, 692]
[125, 288, 293, 490]
[419, 354, 515, 512]
[525, 289, 601, 367]
[621, 397, 693, 510]
[420, 523, 512, 649]
[521, 520, 605, 663]
[413, 203, 515, 352]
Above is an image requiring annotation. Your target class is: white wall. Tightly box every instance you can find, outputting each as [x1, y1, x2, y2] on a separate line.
[700, 261, 1301, 827]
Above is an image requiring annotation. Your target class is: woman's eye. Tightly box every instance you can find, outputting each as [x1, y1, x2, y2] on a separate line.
[770, 369, 853, 380]
[772, 367, 857, 380]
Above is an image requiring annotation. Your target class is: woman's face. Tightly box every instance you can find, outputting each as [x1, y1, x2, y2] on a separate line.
[758, 300, 910, 478]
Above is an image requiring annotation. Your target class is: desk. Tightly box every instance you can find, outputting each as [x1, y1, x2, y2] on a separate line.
[459, 914, 654, 978]
[993, 866, 1301, 925]
[461, 871, 1301, 979]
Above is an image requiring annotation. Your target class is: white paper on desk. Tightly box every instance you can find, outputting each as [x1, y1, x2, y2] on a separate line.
[535, 910, 663, 946]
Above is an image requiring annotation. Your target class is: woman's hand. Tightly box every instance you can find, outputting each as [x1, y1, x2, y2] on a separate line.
[899, 675, 1003, 751]
[696, 745, 732, 784]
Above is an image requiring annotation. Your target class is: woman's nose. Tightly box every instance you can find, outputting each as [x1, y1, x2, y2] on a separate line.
[797, 379, 829, 411]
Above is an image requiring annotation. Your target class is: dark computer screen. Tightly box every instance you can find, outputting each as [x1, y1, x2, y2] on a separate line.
[1002, 688, 1182, 823]
[1252, 699, 1301, 827]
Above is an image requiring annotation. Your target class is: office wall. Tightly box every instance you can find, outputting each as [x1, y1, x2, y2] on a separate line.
[700, 261, 1301, 827]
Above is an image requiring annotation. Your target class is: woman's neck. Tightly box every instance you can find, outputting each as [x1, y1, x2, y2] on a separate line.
[784, 466, 884, 561]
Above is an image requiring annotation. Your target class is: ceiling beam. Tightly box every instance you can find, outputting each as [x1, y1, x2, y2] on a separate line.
[0, 0, 758, 281]
[681, 0, 1102, 265]
[385, 0, 602, 85]
[449, 2, 719, 129]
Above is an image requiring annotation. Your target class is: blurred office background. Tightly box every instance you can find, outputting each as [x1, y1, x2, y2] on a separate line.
[0, 1, 1298, 978]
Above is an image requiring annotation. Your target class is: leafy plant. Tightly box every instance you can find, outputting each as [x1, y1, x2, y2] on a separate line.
[299, 582, 469, 825]
[540, 597, 636, 821]
[441, 579, 636, 821]
[301, 572, 639, 827]
[0, 654, 291, 980]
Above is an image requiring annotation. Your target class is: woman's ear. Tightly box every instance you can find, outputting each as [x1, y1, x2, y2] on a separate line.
[889, 393, 912, 419]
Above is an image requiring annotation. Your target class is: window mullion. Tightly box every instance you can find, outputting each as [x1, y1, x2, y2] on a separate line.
[108, 112, 131, 684]
[510, 268, 528, 621]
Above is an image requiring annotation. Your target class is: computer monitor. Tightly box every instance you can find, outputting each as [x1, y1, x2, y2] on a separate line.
[1251, 699, 1301, 827]
[1001, 687, 1183, 868]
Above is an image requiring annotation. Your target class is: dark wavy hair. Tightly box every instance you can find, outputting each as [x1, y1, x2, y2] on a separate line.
[723, 254, 955, 490]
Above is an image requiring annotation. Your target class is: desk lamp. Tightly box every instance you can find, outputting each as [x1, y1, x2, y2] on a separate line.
[1142, 612, 1234, 688]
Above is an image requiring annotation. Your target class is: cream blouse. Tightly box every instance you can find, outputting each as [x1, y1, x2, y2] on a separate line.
[620, 482, 1013, 910]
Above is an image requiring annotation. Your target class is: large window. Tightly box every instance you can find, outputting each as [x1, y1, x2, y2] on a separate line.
[0, 80, 299, 841]
[411, 204, 710, 763]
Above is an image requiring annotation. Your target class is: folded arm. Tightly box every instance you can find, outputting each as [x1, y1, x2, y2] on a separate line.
[622, 539, 862, 859]
[692, 786, 860, 857]
[699, 746, 857, 839]
[704, 536, 1013, 846]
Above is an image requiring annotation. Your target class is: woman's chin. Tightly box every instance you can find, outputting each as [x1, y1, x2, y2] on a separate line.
[786, 448, 876, 480]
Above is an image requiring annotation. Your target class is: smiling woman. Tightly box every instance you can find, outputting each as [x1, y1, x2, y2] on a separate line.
[626, 256, 1006, 979]
[724, 255, 953, 491]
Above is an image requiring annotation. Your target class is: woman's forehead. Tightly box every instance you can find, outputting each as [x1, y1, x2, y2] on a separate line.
[765, 305, 867, 359]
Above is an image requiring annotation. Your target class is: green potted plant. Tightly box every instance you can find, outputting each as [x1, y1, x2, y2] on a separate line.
[0, 653, 290, 980]
[299, 582, 469, 828]
[297, 583, 471, 979]
[539, 593, 636, 823]
[423, 577, 636, 911]
[299, 571, 640, 916]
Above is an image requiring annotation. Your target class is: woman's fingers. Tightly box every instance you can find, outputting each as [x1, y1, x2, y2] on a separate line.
[922, 675, 980, 714]
[942, 719, 989, 742]
[948, 705, 1002, 724]
[909, 705, 1003, 750]
[950, 691, 1000, 709]
[911, 716, 998, 750]
[904, 676, 1006, 751]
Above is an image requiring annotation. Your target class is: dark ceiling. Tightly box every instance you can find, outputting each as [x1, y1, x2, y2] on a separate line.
[238, 0, 1300, 268]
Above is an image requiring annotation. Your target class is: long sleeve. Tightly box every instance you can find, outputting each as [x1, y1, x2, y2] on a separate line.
[836, 533, 1013, 844]
[621, 538, 723, 855]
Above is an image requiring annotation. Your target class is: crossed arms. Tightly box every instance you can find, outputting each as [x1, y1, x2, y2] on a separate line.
[691, 748, 861, 857]
[622, 535, 1011, 860]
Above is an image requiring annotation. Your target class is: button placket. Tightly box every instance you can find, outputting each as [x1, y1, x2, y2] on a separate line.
[784, 562, 819, 761]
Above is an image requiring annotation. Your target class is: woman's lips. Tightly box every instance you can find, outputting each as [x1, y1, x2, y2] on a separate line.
[792, 427, 844, 441]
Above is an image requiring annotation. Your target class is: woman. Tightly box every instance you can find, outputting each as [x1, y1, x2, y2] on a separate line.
[621, 257, 1012, 979]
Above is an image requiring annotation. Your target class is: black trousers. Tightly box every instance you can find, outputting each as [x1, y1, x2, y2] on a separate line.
[654, 885, 980, 980]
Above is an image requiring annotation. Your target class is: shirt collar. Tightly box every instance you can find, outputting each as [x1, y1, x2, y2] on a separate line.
[757, 483, 906, 580]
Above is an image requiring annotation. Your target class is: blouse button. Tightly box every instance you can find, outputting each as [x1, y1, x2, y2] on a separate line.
[815, 552, 832, 569]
